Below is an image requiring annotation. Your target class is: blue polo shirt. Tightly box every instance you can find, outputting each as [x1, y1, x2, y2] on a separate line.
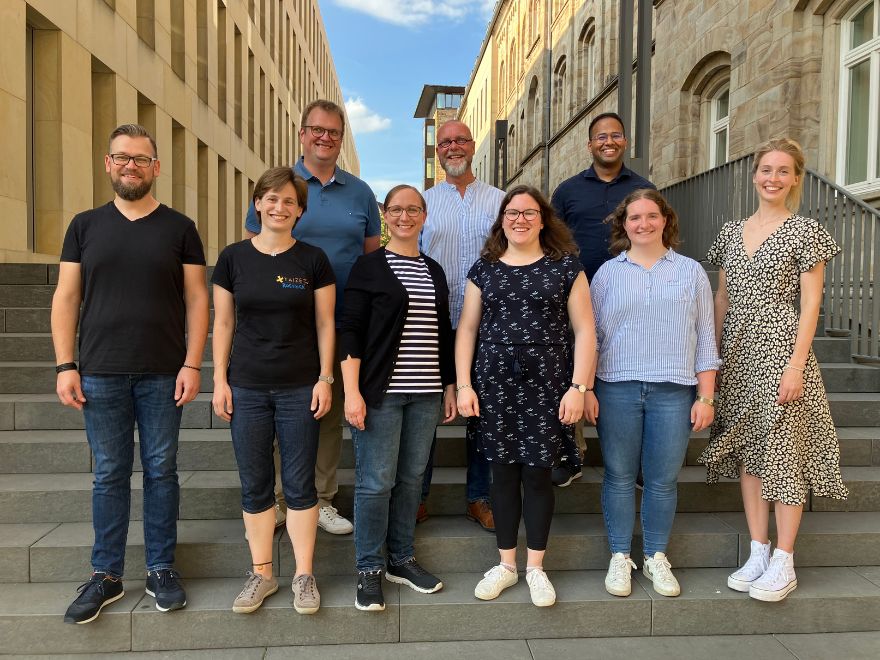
[551, 164, 655, 282]
[244, 158, 381, 322]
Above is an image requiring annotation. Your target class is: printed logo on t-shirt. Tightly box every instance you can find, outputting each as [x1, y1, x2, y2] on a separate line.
[276, 275, 310, 290]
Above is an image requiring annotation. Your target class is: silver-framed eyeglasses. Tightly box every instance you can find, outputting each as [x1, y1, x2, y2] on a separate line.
[503, 208, 541, 222]
[591, 132, 625, 143]
[109, 153, 157, 167]
[437, 137, 474, 149]
[386, 205, 424, 218]
[303, 125, 343, 140]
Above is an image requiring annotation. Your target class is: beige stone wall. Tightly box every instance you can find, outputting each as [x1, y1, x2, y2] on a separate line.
[0, 0, 357, 263]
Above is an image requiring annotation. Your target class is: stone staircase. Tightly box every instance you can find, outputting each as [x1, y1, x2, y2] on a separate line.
[1, 263, 880, 655]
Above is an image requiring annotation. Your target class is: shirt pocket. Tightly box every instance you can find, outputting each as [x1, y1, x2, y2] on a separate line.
[660, 283, 691, 303]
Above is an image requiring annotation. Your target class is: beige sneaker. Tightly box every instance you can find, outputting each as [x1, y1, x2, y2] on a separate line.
[474, 564, 518, 600]
[643, 552, 681, 597]
[232, 571, 278, 613]
[525, 568, 556, 607]
[317, 505, 353, 535]
[292, 574, 321, 614]
[605, 553, 637, 597]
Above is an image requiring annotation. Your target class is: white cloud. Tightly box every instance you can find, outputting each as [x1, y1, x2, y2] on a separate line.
[332, 0, 492, 27]
[345, 97, 392, 134]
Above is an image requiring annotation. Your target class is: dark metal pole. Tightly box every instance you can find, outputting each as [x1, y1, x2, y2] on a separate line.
[634, 0, 652, 177]
[541, 0, 552, 196]
[495, 119, 508, 189]
[617, 0, 634, 141]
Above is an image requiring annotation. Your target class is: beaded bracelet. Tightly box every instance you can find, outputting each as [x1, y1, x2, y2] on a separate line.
[182, 364, 201, 372]
[785, 364, 805, 372]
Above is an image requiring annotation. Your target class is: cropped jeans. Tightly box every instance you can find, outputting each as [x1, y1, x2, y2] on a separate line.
[81, 374, 182, 578]
[595, 379, 694, 557]
[353, 393, 441, 572]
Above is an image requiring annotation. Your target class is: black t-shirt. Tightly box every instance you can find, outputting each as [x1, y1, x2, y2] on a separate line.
[60, 202, 206, 375]
[212, 239, 335, 389]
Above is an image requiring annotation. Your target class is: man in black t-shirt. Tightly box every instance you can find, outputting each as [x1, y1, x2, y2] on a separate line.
[51, 124, 209, 625]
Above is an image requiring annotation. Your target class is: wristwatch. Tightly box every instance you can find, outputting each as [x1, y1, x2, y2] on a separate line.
[570, 382, 592, 393]
[318, 375, 334, 384]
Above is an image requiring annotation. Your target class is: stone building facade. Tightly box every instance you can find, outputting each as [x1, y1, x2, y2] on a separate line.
[414, 85, 464, 189]
[461, 0, 880, 207]
[0, 0, 357, 263]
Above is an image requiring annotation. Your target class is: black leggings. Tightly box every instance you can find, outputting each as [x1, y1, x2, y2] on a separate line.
[490, 463, 555, 551]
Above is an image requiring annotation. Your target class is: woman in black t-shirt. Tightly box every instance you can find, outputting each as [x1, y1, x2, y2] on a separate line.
[211, 167, 335, 615]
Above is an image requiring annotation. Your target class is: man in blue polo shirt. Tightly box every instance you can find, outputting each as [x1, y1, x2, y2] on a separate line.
[551, 112, 655, 486]
[245, 99, 381, 535]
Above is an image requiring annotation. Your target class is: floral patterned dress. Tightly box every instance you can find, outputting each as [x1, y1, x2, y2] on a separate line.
[699, 215, 848, 505]
[466, 254, 582, 468]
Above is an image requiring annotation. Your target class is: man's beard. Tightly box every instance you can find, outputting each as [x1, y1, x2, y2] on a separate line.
[112, 175, 153, 201]
[442, 157, 470, 177]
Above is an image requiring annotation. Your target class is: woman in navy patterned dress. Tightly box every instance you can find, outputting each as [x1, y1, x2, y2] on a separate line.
[456, 185, 596, 607]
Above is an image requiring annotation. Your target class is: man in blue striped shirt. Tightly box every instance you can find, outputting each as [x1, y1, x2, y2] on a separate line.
[550, 112, 655, 487]
[419, 120, 505, 531]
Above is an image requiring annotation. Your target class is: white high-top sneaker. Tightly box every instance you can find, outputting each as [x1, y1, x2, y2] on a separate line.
[727, 540, 771, 592]
[749, 548, 797, 602]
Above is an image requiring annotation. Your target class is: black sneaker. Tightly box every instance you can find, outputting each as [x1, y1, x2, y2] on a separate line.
[552, 460, 583, 488]
[355, 570, 385, 611]
[145, 569, 187, 612]
[63, 572, 125, 624]
[386, 558, 443, 593]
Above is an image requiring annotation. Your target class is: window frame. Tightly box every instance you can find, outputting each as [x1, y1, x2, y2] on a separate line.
[709, 85, 730, 168]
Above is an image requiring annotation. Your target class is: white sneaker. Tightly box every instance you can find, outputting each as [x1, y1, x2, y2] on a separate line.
[525, 568, 556, 607]
[749, 549, 797, 602]
[605, 553, 637, 597]
[643, 552, 680, 597]
[474, 564, 518, 600]
[728, 540, 771, 592]
[317, 505, 353, 535]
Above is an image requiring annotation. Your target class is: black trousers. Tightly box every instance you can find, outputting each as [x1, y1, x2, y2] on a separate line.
[490, 462, 554, 551]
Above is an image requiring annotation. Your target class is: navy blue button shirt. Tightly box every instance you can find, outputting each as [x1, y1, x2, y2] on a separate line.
[551, 164, 655, 282]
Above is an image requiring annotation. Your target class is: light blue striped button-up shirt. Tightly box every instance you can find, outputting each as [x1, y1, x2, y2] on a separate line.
[590, 249, 721, 385]
[420, 180, 506, 328]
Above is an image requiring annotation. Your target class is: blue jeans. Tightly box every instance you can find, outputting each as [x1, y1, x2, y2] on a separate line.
[229, 385, 319, 512]
[420, 428, 491, 503]
[595, 379, 694, 556]
[81, 374, 182, 578]
[353, 393, 441, 572]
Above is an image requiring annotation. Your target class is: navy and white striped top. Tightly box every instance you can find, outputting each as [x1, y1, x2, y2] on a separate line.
[590, 249, 721, 385]
[385, 251, 443, 394]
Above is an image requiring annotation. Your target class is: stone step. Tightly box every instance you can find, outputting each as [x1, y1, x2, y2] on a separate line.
[2, 426, 877, 475]
[5, 511, 880, 585]
[1, 568, 880, 654]
[0, 263, 56, 285]
[2, 466, 877, 525]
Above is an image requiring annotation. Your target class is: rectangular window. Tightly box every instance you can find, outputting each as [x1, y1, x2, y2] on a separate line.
[171, 0, 185, 79]
[197, 0, 208, 103]
[234, 27, 242, 137]
[845, 58, 871, 184]
[217, 2, 227, 122]
[425, 124, 435, 146]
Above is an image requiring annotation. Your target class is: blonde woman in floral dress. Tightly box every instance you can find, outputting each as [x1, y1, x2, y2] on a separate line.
[700, 138, 847, 602]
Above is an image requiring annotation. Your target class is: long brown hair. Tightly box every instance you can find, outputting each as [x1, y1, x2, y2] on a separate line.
[481, 185, 579, 262]
[606, 188, 681, 255]
[752, 137, 805, 212]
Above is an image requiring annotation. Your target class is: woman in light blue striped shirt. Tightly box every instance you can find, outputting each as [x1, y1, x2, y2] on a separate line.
[587, 188, 720, 600]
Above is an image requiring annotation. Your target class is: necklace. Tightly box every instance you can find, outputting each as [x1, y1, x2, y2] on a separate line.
[252, 236, 294, 257]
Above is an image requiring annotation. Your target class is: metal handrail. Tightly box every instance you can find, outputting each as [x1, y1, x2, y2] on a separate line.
[661, 155, 879, 362]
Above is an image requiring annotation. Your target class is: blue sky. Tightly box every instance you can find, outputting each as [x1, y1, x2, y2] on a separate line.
[320, 0, 496, 201]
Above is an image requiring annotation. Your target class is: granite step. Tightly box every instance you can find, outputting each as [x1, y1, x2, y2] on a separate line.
[1, 568, 879, 654]
[2, 466, 877, 525]
[5, 511, 880, 584]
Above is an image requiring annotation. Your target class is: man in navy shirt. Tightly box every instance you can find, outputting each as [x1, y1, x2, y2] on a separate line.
[550, 112, 655, 486]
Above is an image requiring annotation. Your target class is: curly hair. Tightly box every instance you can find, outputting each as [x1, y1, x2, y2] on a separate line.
[752, 137, 805, 212]
[481, 185, 579, 262]
[606, 188, 681, 256]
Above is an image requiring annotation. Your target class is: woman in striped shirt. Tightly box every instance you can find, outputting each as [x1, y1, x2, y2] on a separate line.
[339, 185, 457, 612]
[588, 188, 720, 599]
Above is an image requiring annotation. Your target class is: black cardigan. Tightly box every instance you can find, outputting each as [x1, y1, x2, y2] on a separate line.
[338, 248, 455, 408]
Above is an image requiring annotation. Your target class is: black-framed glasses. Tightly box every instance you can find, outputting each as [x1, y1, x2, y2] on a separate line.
[386, 205, 424, 218]
[590, 132, 625, 143]
[437, 137, 474, 149]
[303, 125, 343, 140]
[503, 209, 541, 222]
[109, 153, 157, 167]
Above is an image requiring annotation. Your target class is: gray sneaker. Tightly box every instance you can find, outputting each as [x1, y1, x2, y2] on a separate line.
[232, 571, 278, 614]
[292, 574, 320, 614]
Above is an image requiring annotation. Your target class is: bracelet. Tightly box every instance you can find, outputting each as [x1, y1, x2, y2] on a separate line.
[456, 384, 473, 393]
[785, 364, 805, 372]
[182, 364, 201, 372]
[55, 362, 77, 374]
[695, 395, 715, 407]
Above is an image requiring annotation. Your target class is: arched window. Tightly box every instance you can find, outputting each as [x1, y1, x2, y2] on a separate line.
[552, 56, 568, 133]
[507, 124, 516, 180]
[838, 0, 880, 191]
[499, 60, 506, 102]
[709, 85, 730, 167]
[577, 21, 596, 107]
[509, 40, 517, 91]
[527, 77, 539, 149]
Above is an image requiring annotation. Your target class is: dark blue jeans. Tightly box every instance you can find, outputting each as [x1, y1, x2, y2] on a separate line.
[81, 374, 182, 578]
[420, 429, 491, 503]
[229, 385, 319, 512]
[595, 379, 694, 556]
[353, 393, 440, 572]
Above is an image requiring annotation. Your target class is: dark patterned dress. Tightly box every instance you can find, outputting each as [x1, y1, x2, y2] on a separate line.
[466, 254, 582, 467]
[699, 216, 848, 505]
